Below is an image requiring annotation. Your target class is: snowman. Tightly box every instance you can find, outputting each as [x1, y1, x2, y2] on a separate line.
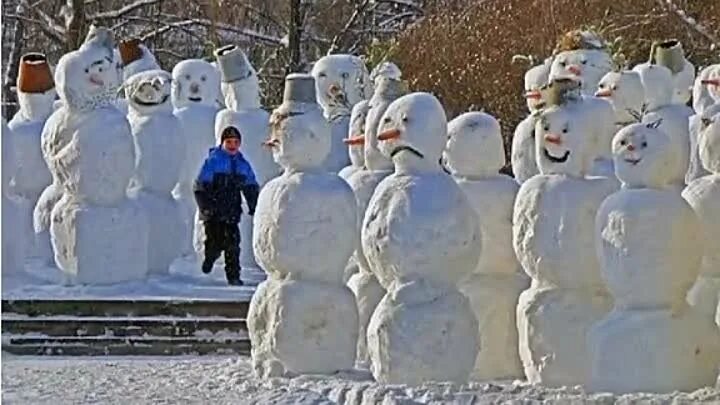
[45, 28, 148, 284]
[684, 117, 720, 325]
[634, 63, 693, 187]
[549, 30, 614, 96]
[444, 111, 528, 380]
[590, 122, 720, 393]
[338, 100, 369, 182]
[7, 53, 55, 259]
[310, 54, 372, 173]
[344, 77, 407, 365]
[693, 63, 720, 114]
[125, 69, 184, 275]
[247, 74, 358, 378]
[2, 118, 24, 275]
[687, 65, 720, 182]
[171, 59, 221, 257]
[513, 92, 617, 386]
[511, 58, 551, 183]
[362, 93, 480, 385]
[635, 40, 696, 105]
[115, 38, 161, 115]
[595, 70, 645, 128]
[198, 45, 280, 284]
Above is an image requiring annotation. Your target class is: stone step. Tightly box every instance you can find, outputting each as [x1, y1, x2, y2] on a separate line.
[2, 316, 248, 338]
[2, 336, 250, 356]
[1, 299, 250, 318]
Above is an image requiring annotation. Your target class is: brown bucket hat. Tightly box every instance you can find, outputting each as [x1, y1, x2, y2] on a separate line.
[17, 53, 54, 93]
[119, 38, 143, 66]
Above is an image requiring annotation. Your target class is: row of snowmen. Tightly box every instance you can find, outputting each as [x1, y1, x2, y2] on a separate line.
[246, 30, 720, 395]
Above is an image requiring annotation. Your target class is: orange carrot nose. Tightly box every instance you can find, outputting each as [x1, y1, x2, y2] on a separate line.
[627, 144, 635, 151]
[262, 139, 279, 149]
[702, 79, 720, 86]
[343, 135, 365, 145]
[544, 133, 563, 145]
[525, 91, 541, 100]
[595, 89, 612, 98]
[567, 65, 582, 76]
[377, 128, 401, 141]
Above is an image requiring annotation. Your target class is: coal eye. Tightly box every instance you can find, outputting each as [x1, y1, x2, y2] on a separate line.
[581, 60, 587, 65]
[341, 72, 349, 79]
[641, 141, 648, 148]
[599, 83, 605, 89]
[559, 60, 566, 67]
[620, 140, 627, 146]
[185, 74, 191, 80]
[383, 117, 391, 123]
[318, 72, 327, 78]
[543, 125, 550, 131]
[99, 67, 104, 72]
[612, 85, 618, 91]
[84, 68, 89, 73]
[562, 127, 568, 134]
[402, 116, 409, 123]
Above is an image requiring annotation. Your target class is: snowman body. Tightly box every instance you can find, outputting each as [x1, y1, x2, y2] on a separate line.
[311, 55, 371, 173]
[2, 119, 24, 275]
[684, 118, 720, 325]
[590, 124, 720, 393]
[338, 100, 370, 183]
[171, 59, 220, 257]
[46, 40, 148, 284]
[511, 115, 540, 183]
[445, 112, 528, 380]
[362, 93, 480, 385]
[687, 66, 720, 182]
[126, 70, 184, 275]
[513, 104, 616, 386]
[248, 77, 358, 378]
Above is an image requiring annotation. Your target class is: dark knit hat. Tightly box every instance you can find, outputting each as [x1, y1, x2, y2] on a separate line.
[221, 126, 241, 142]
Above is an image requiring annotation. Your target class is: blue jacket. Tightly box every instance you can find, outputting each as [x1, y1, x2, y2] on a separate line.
[194, 147, 259, 223]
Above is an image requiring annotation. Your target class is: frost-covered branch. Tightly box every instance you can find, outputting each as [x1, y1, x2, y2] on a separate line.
[327, 0, 372, 54]
[657, 0, 720, 48]
[90, 0, 162, 21]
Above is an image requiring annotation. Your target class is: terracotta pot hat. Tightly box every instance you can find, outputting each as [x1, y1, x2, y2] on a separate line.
[119, 38, 143, 66]
[651, 39, 685, 75]
[283, 73, 316, 104]
[17, 53, 54, 93]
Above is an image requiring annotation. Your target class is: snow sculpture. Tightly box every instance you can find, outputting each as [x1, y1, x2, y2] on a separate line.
[45, 27, 148, 284]
[248, 74, 358, 378]
[595, 70, 645, 128]
[171, 59, 220, 257]
[635, 63, 693, 187]
[590, 122, 720, 394]
[635, 40, 695, 105]
[687, 65, 720, 182]
[8, 53, 55, 259]
[126, 69, 184, 275]
[338, 100, 369, 182]
[444, 111, 527, 380]
[206, 45, 280, 284]
[362, 92, 480, 385]
[114, 38, 161, 115]
[549, 30, 613, 96]
[344, 77, 407, 365]
[684, 117, 720, 326]
[693, 64, 720, 114]
[511, 58, 551, 183]
[311, 54, 372, 172]
[513, 92, 617, 386]
[2, 118, 24, 275]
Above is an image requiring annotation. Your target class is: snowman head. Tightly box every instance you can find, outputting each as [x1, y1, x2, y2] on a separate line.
[214, 45, 261, 111]
[369, 61, 402, 88]
[344, 99, 370, 167]
[444, 111, 504, 178]
[550, 49, 613, 95]
[596, 70, 645, 123]
[54, 43, 120, 111]
[311, 54, 371, 118]
[699, 116, 720, 174]
[171, 59, 220, 109]
[612, 121, 682, 188]
[524, 60, 551, 112]
[16, 53, 56, 121]
[535, 105, 592, 176]
[635, 64, 673, 111]
[376, 92, 447, 173]
[265, 74, 330, 171]
[700, 64, 720, 102]
[125, 69, 172, 115]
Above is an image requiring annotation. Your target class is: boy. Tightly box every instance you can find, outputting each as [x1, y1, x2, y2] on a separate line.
[194, 126, 259, 285]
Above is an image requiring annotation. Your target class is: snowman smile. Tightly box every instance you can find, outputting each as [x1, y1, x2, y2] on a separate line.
[624, 157, 642, 165]
[543, 148, 570, 163]
[390, 145, 424, 159]
[188, 96, 202, 102]
[133, 94, 169, 106]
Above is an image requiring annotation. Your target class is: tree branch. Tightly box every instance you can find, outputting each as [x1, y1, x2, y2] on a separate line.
[90, 0, 162, 20]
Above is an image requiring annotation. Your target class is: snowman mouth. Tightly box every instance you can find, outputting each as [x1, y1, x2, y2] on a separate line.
[543, 148, 570, 163]
[391, 145, 424, 159]
[133, 94, 169, 106]
[624, 157, 642, 165]
[188, 96, 202, 102]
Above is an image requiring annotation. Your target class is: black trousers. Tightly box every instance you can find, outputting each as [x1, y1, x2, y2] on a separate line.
[203, 220, 240, 281]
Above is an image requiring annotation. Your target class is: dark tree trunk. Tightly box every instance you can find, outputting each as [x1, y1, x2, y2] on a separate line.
[3, 2, 25, 119]
[287, 0, 302, 74]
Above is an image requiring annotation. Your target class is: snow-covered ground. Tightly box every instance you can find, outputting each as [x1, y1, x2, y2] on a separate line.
[2, 257, 255, 301]
[2, 355, 719, 404]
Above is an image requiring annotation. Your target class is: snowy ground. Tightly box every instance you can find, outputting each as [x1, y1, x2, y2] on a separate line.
[3, 355, 719, 404]
[2, 257, 256, 301]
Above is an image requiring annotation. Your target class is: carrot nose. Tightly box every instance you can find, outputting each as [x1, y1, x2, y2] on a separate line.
[343, 135, 365, 145]
[595, 89, 612, 98]
[262, 139, 279, 149]
[525, 91, 541, 100]
[627, 144, 635, 151]
[190, 83, 200, 93]
[567, 65, 582, 76]
[377, 128, 401, 141]
[702, 79, 720, 86]
[544, 133, 562, 145]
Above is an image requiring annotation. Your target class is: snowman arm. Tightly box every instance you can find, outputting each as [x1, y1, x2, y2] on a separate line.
[241, 183, 259, 216]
